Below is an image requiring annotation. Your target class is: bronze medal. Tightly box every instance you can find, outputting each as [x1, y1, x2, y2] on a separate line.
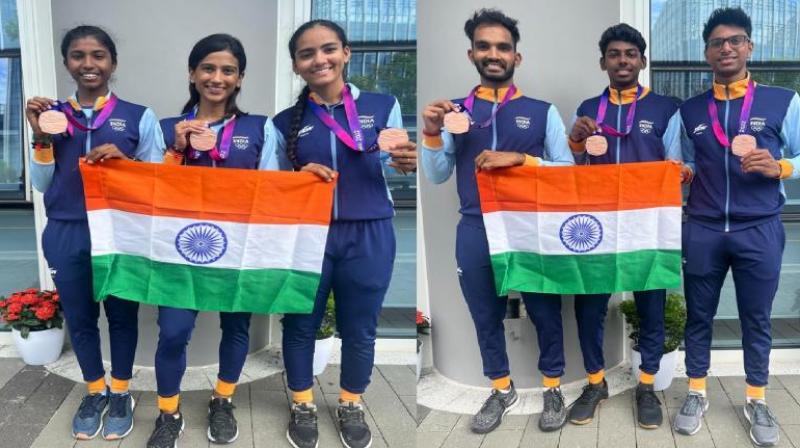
[443, 112, 470, 134]
[731, 134, 756, 157]
[585, 135, 608, 156]
[190, 128, 217, 151]
[39, 110, 69, 135]
[377, 128, 409, 151]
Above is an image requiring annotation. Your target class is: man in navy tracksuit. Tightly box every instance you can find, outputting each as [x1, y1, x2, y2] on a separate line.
[421, 9, 573, 434]
[566, 24, 689, 429]
[672, 8, 800, 446]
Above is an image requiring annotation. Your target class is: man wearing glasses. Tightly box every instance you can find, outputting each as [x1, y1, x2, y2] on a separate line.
[674, 7, 800, 446]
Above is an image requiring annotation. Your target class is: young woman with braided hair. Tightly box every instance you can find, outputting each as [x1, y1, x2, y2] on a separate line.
[272, 19, 416, 448]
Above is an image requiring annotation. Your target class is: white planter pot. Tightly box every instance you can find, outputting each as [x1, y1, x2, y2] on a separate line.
[630, 346, 678, 391]
[313, 336, 335, 376]
[12, 327, 65, 366]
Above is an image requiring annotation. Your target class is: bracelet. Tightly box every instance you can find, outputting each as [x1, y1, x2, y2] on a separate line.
[32, 134, 52, 146]
[421, 129, 441, 137]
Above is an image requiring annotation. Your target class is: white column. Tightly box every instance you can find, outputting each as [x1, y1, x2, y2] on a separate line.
[620, 0, 651, 88]
[17, 0, 56, 290]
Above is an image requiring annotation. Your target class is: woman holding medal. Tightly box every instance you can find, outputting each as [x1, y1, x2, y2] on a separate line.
[25, 25, 164, 441]
[272, 19, 416, 448]
[148, 33, 287, 448]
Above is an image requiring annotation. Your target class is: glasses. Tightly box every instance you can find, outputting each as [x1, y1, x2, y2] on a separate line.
[706, 34, 750, 50]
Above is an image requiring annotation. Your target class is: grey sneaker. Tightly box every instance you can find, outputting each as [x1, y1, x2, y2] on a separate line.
[539, 387, 567, 432]
[744, 400, 780, 446]
[672, 392, 708, 435]
[470, 383, 518, 434]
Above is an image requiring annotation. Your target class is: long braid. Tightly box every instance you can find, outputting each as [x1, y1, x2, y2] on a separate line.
[286, 86, 310, 171]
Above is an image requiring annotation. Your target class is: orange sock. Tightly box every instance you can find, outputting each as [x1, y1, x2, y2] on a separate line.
[542, 376, 560, 389]
[588, 369, 605, 385]
[339, 389, 361, 403]
[214, 379, 236, 398]
[158, 394, 180, 414]
[110, 377, 129, 394]
[87, 377, 106, 395]
[292, 388, 313, 404]
[639, 371, 655, 385]
[491, 375, 511, 391]
[688, 377, 706, 395]
[746, 384, 766, 402]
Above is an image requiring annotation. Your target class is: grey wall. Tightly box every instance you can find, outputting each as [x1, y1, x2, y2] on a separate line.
[49, 0, 282, 366]
[419, 0, 626, 388]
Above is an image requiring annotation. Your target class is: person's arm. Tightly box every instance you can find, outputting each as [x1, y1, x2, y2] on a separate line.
[29, 137, 55, 193]
[258, 118, 292, 170]
[540, 104, 575, 166]
[778, 93, 800, 180]
[679, 110, 696, 183]
[134, 108, 166, 163]
[663, 111, 682, 162]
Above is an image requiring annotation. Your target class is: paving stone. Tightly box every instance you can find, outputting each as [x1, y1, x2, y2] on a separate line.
[418, 410, 459, 432]
[518, 414, 561, 448]
[29, 383, 82, 448]
[439, 420, 484, 448]
[362, 367, 416, 447]
[416, 429, 448, 448]
[558, 424, 597, 448]
[479, 429, 524, 447]
[377, 364, 416, 397]
[6, 371, 74, 426]
[597, 401, 636, 447]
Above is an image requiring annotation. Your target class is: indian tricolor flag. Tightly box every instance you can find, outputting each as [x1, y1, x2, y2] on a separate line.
[80, 159, 334, 314]
[477, 161, 682, 296]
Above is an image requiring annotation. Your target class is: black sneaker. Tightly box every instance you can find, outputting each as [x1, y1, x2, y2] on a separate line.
[470, 382, 519, 434]
[539, 387, 567, 432]
[337, 401, 372, 448]
[636, 383, 663, 429]
[207, 398, 238, 444]
[568, 379, 609, 424]
[286, 402, 318, 448]
[146, 412, 184, 448]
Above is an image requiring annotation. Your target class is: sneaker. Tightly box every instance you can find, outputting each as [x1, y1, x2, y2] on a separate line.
[286, 402, 318, 448]
[207, 397, 238, 444]
[568, 380, 609, 425]
[72, 390, 109, 439]
[744, 400, 780, 446]
[672, 392, 708, 435]
[538, 387, 567, 432]
[635, 383, 663, 429]
[102, 392, 136, 440]
[470, 382, 519, 434]
[146, 412, 184, 448]
[337, 401, 372, 448]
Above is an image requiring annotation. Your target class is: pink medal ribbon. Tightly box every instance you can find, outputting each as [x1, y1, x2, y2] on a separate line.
[308, 85, 378, 153]
[56, 94, 119, 137]
[594, 85, 643, 137]
[461, 84, 517, 129]
[186, 109, 237, 161]
[706, 79, 755, 148]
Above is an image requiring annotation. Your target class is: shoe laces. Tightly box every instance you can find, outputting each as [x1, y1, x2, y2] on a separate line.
[680, 393, 704, 416]
[107, 393, 130, 418]
[542, 388, 564, 414]
[150, 414, 181, 445]
[209, 399, 235, 426]
[750, 401, 778, 427]
[575, 383, 604, 405]
[77, 393, 106, 419]
[338, 402, 366, 426]
[637, 388, 661, 407]
[292, 403, 318, 428]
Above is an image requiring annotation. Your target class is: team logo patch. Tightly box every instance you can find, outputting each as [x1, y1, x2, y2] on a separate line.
[559, 214, 603, 253]
[693, 123, 708, 135]
[514, 116, 531, 130]
[750, 117, 767, 133]
[109, 118, 127, 132]
[359, 115, 375, 129]
[639, 120, 654, 135]
[298, 125, 314, 137]
[175, 222, 228, 265]
[232, 136, 249, 150]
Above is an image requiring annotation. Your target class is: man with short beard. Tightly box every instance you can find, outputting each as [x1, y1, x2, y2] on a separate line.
[421, 8, 573, 434]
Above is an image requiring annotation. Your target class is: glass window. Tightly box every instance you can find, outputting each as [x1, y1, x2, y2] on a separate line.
[651, 0, 800, 348]
[311, 0, 416, 338]
[0, 0, 24, 202]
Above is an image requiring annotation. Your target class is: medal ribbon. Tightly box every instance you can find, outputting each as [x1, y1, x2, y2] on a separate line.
[595, 85, 642, 137]
[308, 85, 375, 152]
[185, 108, 237, 161]
[461, 84, 517, 129]
[706, 78, 755, 147]
[56, 94, 118, 137]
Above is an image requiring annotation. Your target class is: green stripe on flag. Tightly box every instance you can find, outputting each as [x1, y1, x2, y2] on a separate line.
[491, 249, 682, 296]
[92, 254, 319, 314]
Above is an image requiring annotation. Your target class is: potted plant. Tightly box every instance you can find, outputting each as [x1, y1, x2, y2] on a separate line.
[416, 310, 431, 381]
[313, 293, 336, 376]
[619, 292, 686, 391]
[0, 289, 64, 365]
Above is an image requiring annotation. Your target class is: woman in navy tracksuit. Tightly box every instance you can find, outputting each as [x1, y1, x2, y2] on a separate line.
[25, 25, 164, 441]
[273, 19, 417, 448]
[147, 33, 284, 448]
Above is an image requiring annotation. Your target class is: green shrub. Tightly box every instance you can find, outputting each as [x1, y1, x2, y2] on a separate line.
[316, 293, 335, 340]
[618, 292, 686, 353]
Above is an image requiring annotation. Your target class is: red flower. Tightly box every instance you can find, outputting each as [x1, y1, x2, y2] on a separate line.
[7, 303, 23, 314]
[35, 306, 55, 321]
[21, 295, 41, 306]
[5, 313, 19, 321]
